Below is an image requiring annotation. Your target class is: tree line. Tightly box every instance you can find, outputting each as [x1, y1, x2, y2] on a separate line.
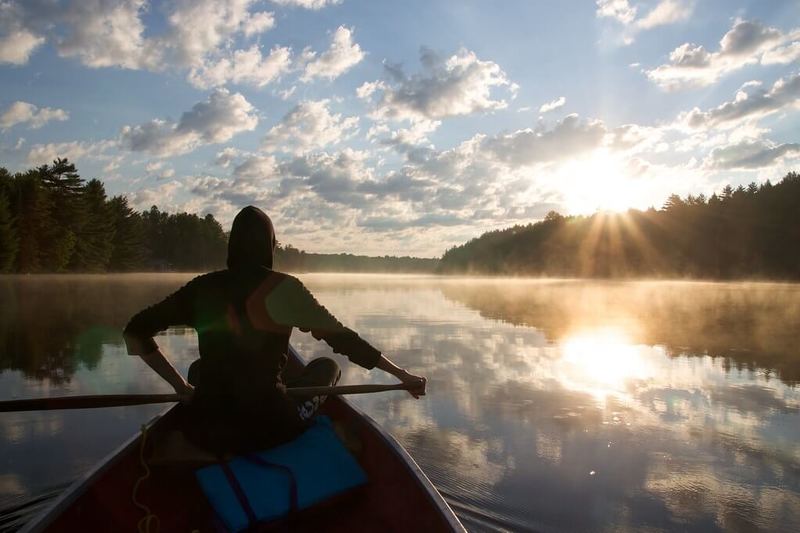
[276, 245, 437, 273]
[0, 159, 437, 273]
[439, 171, 800, 280]
[0, 159, 227, 272]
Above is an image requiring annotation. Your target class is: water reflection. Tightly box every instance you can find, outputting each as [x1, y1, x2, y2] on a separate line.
[440, 279, 800, 385]
[561, 328, 655, 399]
[1, 274, 799, 532]
[0, 274, 194, 382]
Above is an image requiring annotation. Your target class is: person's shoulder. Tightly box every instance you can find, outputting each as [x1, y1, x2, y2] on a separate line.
[189, 270, 228, 284]
[269, 270, 303, 287]
[178, 270, 229, 292]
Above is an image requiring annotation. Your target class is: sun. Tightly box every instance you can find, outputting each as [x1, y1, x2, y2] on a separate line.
[559, 152, 645, 215]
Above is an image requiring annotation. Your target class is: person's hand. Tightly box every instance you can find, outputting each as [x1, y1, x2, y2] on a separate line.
[397, 370, 427, 399]
[174, 382, 195, 405]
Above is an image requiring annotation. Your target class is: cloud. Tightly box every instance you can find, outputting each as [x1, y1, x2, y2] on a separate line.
[646, 20, 797, 90]
[719, 19, 782, 55]
[635, 0, 692, 30]
[119, 89, 258, 157]
[25, 140, 113, 166]
[187, 45, 292, 88]
[262, 99, 359, 155]
[55, 0, 161, 69]
[362, 115, 611, 213]
[127, 180, 185, 211]
[596, 0, 637, 24]
[214, 147, 244, 168]
[143, 160, 175, 179]
[163, 0, 275, 67]
[277, 149, 378, 207]
[0, 102, 69, 130]
[0, 30, 45, 65]
[233, 155, 279, 178]
[482, 114, 607, 166]
[680, 72, 800, 130]
[300, 26, 364, 82]
[1, 0, 162, 69]
[0, 1, 47, 64]
[373, 120, 440, 152]
[608, 123, 665, 152]
[539, 96, 566, 113]
[761, 41, 800, 65]
[0, 22, 45, 65]
[705, 139, 800, 169]
[0, 0, 279, 81]
[242, 11, 276, 37]
[363, 47, 514, 123]
[276, 86, 297, 100]
[596, 0, 692, 43]
[270, 0, 342, 8]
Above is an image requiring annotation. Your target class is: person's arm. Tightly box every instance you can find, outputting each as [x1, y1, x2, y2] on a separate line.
[123, 282, 195, 401]
[269, 277, 427, 397]
[139, 349, 194, 401]
[375, 354, 427, 399]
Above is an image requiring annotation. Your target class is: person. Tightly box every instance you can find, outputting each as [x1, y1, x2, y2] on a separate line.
[124, 206, 426, 454]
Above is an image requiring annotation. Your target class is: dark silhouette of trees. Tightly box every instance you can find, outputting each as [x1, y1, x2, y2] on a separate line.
[439, 171, 800, 280]
[140, 207, 227, 270]
[71, 179, 114, 271]
[0, 160, 229, 272]
[273, 245, 437, 272]
[0, 160, 437, 273]
[107, 195, 145, 271]
[0, 173, 17, 272]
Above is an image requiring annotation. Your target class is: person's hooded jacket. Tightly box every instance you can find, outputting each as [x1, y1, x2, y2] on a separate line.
[123, 205, 380, 449]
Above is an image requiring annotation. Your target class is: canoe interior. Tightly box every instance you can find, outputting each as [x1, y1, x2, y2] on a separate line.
[28, 351, 463, 532]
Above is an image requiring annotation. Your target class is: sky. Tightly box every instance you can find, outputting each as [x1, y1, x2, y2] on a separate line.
[0, 0, 798, 257]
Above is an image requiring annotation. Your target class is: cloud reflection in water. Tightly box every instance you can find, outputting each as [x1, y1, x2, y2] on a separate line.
[294, 275, 800, 532]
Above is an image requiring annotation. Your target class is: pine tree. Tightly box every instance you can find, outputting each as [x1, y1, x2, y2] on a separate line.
[108, 195, 145, 271]
[13, 172, 54, 272]
[0, 190, 17, 272]
[70, 179, 114, 271]
[39, 159, 85, 271]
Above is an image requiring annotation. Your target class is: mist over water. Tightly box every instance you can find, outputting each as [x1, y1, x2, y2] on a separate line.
[1, 274, 800, 532]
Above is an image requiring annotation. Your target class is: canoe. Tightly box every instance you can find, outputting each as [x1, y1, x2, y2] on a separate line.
[20, 346, 465, 532]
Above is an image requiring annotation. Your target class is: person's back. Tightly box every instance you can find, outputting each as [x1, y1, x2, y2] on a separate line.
[124, 206, 425, 453]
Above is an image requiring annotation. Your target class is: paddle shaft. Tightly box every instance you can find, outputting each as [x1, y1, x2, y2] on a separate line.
[0, 383, 416, 412]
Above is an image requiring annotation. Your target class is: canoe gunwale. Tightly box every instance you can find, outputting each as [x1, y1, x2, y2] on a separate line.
[332, 383, 465, 532]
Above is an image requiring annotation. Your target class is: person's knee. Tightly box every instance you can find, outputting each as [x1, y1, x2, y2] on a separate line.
[316, 356, 340, 374]
[310, 357, 340, 383]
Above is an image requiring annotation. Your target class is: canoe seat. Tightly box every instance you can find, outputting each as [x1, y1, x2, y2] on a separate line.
[195, 416, 367, 532]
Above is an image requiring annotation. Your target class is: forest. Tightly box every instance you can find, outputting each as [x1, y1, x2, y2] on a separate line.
[0, 159, 435, 273]
[439, 171, 800, 279]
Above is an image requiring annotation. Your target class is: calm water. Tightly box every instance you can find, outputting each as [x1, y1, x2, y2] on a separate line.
[1, 274, 800, 532]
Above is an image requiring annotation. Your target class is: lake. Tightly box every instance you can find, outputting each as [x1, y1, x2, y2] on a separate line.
[1, 274, 800, 532]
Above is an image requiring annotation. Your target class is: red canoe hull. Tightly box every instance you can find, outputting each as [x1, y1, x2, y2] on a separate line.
[21, 347, 464, 532]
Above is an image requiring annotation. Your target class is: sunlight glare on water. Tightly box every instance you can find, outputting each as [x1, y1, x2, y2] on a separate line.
[561, 328, 656, 400]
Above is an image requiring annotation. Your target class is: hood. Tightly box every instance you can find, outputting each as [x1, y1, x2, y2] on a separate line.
[227, 206, 275, 270]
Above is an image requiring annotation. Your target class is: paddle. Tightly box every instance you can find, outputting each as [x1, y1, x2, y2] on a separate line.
[0, 382, 420, 412]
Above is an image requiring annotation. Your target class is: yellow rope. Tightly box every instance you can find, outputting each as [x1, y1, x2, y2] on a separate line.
[132, 423, 160, 533]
